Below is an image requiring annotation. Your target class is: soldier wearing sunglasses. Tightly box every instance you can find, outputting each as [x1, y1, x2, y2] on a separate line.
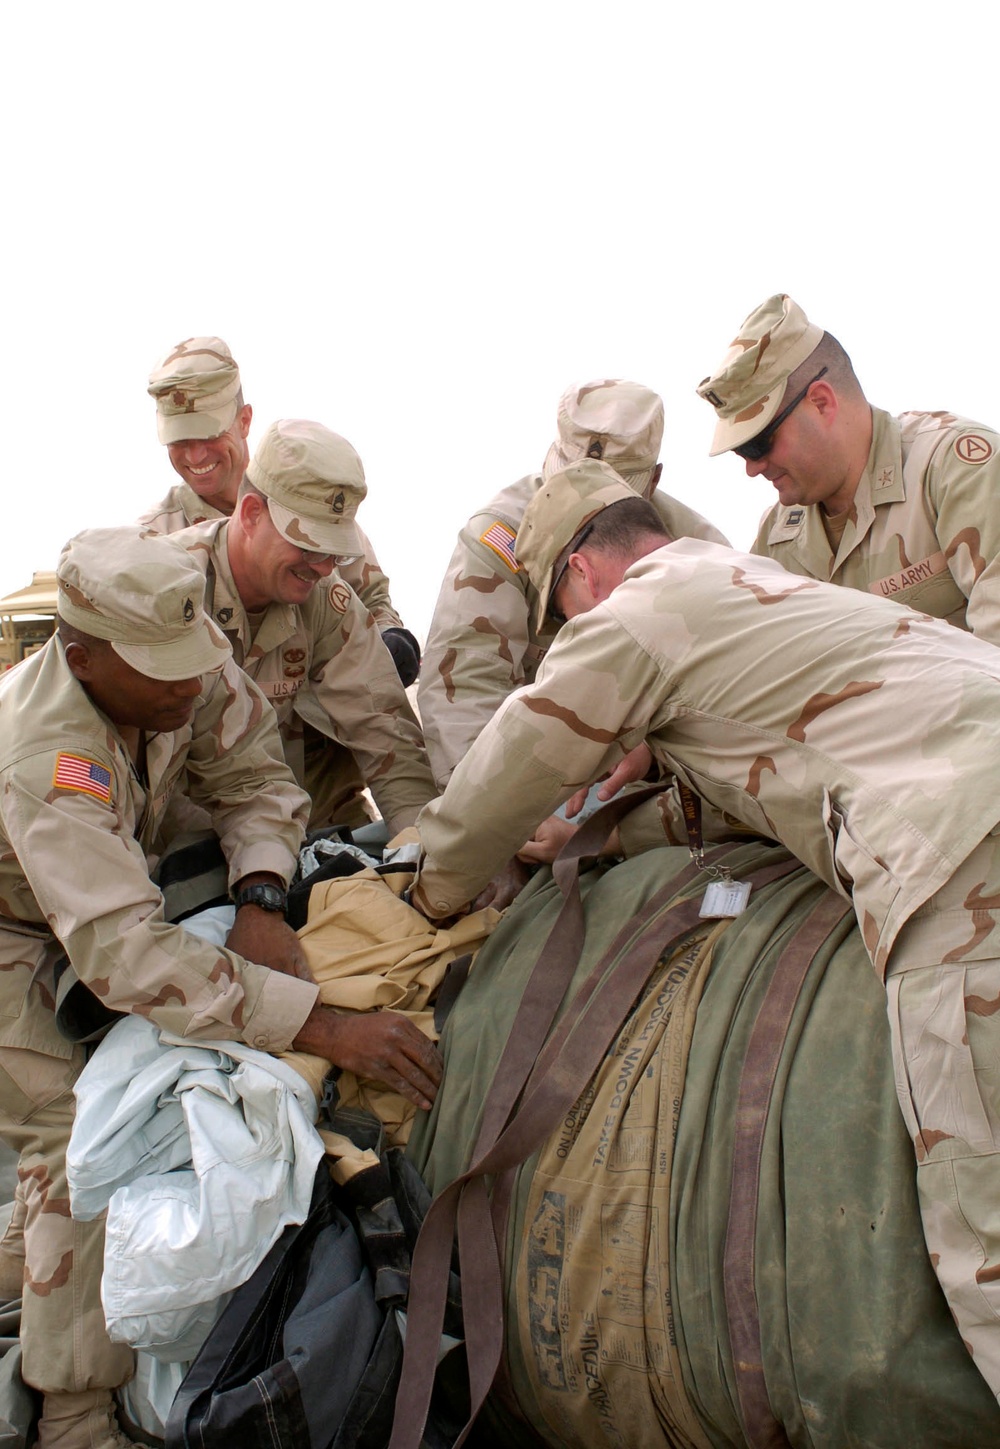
[697, 294, 1000, 642]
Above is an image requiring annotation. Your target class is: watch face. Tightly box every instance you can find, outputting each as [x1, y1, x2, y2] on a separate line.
[236, 883, 287, 913]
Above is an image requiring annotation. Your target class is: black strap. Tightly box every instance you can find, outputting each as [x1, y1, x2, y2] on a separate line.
[432, 954, 473, 1035]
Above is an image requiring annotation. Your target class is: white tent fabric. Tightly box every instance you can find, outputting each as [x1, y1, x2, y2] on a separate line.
[68, 1013, 324, 1362]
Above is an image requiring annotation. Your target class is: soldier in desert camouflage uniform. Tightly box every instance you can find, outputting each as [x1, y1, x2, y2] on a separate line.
[411, 461, 1000, 1400]
[140, 336, 254, 532]
[141, 337, 419, 666]
[417, 379, 729, 790]
[697, 294, 1000, 638]
[0, 529, 440, 1449]
[171, 419, 437, 834]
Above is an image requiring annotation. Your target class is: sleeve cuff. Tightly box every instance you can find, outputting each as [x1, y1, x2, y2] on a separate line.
[241, 970, 319, 1054]
[227, 844, 299, 891]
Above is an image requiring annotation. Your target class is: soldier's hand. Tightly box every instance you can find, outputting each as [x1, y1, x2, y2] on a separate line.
[226, 909, 315, 983]
[517, 816, 577, 865]
[472, 856, 532, 911]
[381, 627, 422, 688]
[562, 785, 590, 820]
[294, 1006, 443, 1109]
[564, 743, 655, 818]
[594, 742, 654, 801]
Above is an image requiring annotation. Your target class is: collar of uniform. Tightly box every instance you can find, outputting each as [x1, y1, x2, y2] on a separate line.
[827, 409, 906, 568]
[855, 407, 906, 512]
[175, 483, 229, 528]
[765, 407, 905, 558]
[765, 498, 829, 553]
[175, 518, 250, 659]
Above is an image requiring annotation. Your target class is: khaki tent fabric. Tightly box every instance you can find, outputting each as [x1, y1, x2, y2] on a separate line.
[283, 867, 498, 1174]
[409, 844, 1000, 1449]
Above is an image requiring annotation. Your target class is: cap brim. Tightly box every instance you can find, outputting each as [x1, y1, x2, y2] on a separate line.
[543, 445, 657, 488]
[534, 575, 554, 634]
[267, 499, 362, 559]
[617, 465, 655, 497]
[157, 401, 239, 446]
[532, 543, 576, 634]
[708, 387, 783, 457]
[541, 441, 563, 481]
[112, 617, 230, 682]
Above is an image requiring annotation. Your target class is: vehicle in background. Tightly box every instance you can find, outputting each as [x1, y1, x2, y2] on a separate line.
[0, 572, 57, 671]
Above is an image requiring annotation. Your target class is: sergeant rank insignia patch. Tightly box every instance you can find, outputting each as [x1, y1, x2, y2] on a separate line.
[53, 753, 113, 803]
[479, 521, 519, 572]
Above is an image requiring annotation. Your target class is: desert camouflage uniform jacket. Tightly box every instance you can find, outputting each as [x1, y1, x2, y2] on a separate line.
[417, 474, 730, 787]
[754, 407, 1000, 638]
[174, 519, 435, 834]
[415, 540, 1000, 979]
[138, 482, 404, 630]
[0, 637, 317, 1060]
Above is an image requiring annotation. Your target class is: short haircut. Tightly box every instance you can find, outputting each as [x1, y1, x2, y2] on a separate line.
[581, 496, 670, 555]
[57, 617, 107, 652]
[237, 476, 266, 503]
[786, 330, 861, 399]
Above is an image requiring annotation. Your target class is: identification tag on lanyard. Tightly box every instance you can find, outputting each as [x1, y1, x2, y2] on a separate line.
[699, 876, 753, 918]
[677, 780, 752, 918]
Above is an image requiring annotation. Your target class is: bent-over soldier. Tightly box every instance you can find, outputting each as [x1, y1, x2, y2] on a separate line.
[412, 461, 1000, 1400]
[417, 378, 729, 789]
[0, 529, 440, 1449]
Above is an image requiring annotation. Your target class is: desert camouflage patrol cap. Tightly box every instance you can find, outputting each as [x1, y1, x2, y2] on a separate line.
[696, 294, 824, 456]
[148, 336, 243, 445]
[246, 420, 366, 558]
[543, 380, 664, 496]
[57, 528, 228, 681]
[516, 460, 636, 629]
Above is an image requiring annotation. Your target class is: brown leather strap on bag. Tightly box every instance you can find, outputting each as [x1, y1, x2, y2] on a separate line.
[389, 787, 804, 1449]
[723, 887, 853, 1449]
[469, 785, 670, 1158]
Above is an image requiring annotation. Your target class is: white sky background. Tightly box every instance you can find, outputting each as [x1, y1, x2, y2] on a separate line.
[2, 1, 998, 642]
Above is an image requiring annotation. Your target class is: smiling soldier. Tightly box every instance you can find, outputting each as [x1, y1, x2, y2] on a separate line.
[170, 419, 437, 834]
[141, 335, 421, 688]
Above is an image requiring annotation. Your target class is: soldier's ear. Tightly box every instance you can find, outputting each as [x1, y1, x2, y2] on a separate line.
[573, 547, 625, 607]
[808, 379, 838, 425]
[565, 551, 602, 603]
[237, 492, 266, 533]
[236, 403, 253, 439]
[63, 640, 94, 683]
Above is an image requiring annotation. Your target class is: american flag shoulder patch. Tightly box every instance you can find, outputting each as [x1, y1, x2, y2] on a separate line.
[479, 520, 520, 573]
[52, 753, 113, 804]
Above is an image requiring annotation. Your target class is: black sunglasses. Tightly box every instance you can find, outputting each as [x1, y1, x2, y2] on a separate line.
[547, 522, 595, 625]
[732, 366, 829, 462]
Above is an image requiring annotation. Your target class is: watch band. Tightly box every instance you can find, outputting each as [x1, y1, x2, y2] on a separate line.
[233, 882, 288, 915]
